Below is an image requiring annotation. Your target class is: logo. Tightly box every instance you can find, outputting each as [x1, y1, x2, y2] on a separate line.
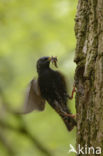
[68, 144, 77, 154]
[68, 144, 101, 155]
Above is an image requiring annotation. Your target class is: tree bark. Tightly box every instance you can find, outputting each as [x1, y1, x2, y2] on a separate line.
[74, 0, 103, 155]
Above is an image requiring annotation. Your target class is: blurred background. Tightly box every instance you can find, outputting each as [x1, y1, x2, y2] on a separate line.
[0, 0, 77, 156]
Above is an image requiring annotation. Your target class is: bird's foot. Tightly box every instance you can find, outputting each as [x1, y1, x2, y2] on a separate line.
[64, 112, 76, 118]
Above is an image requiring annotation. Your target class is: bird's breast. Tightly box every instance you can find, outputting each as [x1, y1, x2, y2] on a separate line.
[38, 69, 67, 105]
[38, 70, 57, 99]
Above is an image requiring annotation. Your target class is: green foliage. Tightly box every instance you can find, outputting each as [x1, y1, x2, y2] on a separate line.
[0, 0, 77, 156]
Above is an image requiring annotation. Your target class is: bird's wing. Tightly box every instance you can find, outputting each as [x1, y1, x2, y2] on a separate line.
[21, 78, 45, 114]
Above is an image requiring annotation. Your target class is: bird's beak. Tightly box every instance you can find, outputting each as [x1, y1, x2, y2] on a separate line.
[48, 56, 58, 68]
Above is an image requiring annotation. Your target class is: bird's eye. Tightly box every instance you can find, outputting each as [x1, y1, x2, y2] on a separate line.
[43, 57, 48, 61]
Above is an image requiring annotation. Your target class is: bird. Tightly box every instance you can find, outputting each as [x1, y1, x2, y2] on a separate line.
[22, 56, 76, 131]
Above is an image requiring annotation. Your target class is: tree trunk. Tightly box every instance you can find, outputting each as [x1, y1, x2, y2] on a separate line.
[74, 0, 103, 155]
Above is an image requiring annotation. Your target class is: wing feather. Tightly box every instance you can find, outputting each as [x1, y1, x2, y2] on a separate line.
[21, 79, 45, 114]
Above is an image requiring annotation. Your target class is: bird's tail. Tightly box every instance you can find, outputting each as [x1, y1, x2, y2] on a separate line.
[60, 114, 76, 131]
[48, 100, 76, 131]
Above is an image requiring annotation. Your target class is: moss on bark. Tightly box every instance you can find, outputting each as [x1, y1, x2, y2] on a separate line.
[75, 0, 103, 155]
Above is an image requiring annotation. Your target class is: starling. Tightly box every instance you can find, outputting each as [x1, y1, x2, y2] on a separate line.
[23, 56, 76, 131]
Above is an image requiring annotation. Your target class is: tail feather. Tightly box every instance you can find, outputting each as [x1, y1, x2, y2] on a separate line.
[61, 115, 76, 131]
[48, 100, 76, 131]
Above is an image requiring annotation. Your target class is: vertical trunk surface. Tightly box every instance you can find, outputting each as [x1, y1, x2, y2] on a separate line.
[75, 0, 103, 155]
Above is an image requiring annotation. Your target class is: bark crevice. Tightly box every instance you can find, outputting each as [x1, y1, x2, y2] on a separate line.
[75, 0, 103, 155]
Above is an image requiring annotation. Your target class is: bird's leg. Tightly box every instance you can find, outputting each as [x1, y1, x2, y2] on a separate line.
[67, 85, 76, 100]
[63, 112, 76, 118]
[56, 108, 76, 119]
[65, 85, 76, 118]
[54, 101, 76, 119]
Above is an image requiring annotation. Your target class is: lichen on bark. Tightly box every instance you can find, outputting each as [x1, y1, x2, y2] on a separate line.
[74, 0, 103, 155]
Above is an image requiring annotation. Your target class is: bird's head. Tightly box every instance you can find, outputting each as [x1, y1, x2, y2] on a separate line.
[37, 56, 58, 73]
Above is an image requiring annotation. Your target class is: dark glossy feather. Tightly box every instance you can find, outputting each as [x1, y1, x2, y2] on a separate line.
[21, 56, 76, 131]
[38, 68, 76, 131]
